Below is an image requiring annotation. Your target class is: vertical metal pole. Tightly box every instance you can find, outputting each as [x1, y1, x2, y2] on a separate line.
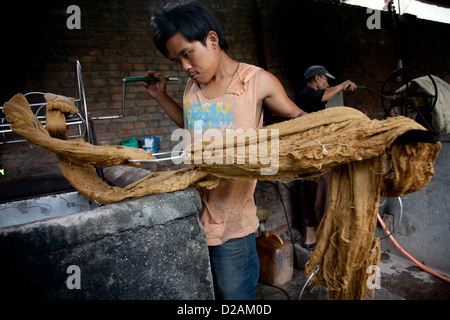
[75, 60, 90, 143]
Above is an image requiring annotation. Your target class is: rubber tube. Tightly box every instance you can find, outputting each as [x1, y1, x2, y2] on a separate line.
[377, 213, 450, 283]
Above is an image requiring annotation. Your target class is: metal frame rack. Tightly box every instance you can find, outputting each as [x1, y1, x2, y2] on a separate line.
[0, 60, 126, 145]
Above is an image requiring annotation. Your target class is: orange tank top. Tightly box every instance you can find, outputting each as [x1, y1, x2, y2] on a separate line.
[183, 63, 264, 245]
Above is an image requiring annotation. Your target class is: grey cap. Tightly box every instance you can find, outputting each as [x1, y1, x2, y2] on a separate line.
[304, 65, 336, 80]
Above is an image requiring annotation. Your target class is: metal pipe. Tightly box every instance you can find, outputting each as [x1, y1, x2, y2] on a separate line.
[122, 76, 179, 82]
[75, 60, 91, 143]
[119, 76, 179, 122]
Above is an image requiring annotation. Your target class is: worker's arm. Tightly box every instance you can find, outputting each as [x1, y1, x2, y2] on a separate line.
[257, 70, 308, 118]
[142, 71, 184, 128]
[322, 80, 357, 102]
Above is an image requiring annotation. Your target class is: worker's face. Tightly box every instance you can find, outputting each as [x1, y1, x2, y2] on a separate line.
[316, 75, 330, 90]
[165, 31, 220, 85]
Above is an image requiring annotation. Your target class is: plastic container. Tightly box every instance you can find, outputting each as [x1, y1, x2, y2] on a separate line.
[141, 136, 161, 154]
[120, 137, 138, 148]
[256, 231, 293, 286]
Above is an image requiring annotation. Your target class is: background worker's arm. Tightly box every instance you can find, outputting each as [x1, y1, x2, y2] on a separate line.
[257, 70, 308, 118]
[142, 71, 184, 128]
[322, 80, 357, 102]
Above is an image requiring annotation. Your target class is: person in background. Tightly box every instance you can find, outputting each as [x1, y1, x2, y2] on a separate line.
[295, 65, 356, 250]
[144, 1, 307, 299]
[296, 65, 356, 113]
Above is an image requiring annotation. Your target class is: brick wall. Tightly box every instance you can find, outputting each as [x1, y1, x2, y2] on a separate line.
[1, 0, 449, 237]
[1, 0, 260, 177]
[258, 0, 450, 119]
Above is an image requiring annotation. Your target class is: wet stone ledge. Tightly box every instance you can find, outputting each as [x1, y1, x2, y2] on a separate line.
[0, 186, 214, 300]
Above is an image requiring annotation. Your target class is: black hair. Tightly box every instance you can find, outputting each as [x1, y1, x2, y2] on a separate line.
[151, 1, 229, 58]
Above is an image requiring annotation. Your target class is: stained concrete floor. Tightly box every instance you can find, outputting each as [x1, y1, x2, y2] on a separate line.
[255, 243, 450, 300]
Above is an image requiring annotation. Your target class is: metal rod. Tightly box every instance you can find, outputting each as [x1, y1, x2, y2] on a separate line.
[122, 76, 179, 82]
[75, 60, 91, 143]
[119, 76, 178, 123]
[358, 85, 391, 98]
[128, 151, 189, 163]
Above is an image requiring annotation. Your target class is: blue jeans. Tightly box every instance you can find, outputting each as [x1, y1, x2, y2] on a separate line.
[208, 233, 260, 300]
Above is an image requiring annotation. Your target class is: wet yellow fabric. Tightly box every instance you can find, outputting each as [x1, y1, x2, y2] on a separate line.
[3, 93, 441, 299]
[44, 93, 79, 140]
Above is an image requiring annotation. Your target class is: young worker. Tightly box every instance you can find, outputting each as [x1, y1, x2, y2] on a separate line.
[143, 1, 306, 299]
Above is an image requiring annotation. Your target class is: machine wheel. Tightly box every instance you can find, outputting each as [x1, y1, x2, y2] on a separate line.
[380, 66, 438, 131]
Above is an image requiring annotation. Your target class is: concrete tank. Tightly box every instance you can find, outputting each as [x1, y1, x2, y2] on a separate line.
[0, 186, 214, 299]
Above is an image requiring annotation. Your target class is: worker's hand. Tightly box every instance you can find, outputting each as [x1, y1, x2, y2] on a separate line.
[142, 71, 167, 99]
[341, 80, 357, 92]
